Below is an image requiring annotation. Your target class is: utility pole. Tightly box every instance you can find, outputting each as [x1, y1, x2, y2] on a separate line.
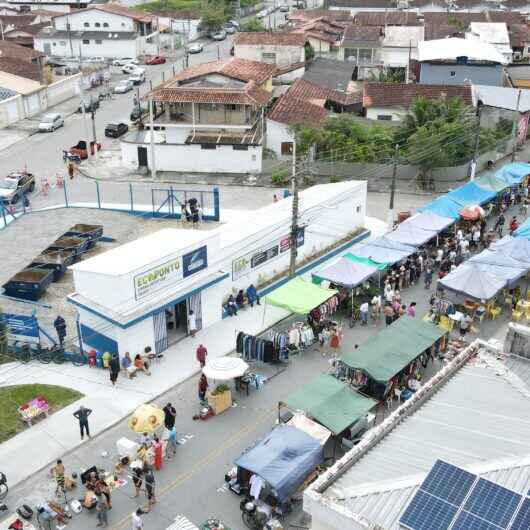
[469, 104, 482, 181]
[388, 144, 399, 229]
[78, 45, 91, 159]
[149, 97, 157, 181]
[289, 139, 299, 278]
[511, 89, 522, 162]
[90, 111, 98, 160]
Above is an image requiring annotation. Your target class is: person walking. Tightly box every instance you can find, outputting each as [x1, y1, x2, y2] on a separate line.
[198, 373, 208, 403]
[109, 353, 120, 386]
[165, 425, 178, 460]
[153, 436, 163, 471]
[73, 405, 92, 440]
[494, 214, 505, 237]
[53, 315, 67, 347]
[196, 344, 207, 368]
[163, 402, 176, 433]
[424, 267, 433, 290]
[131, 466, 143, 498]
[187, 310, 197, 338]
[131, 508, 144, 530]
[407, 302, 417, 317]
[96, 492, 109, 527]
[52, 459, 66, 497]
[359, 301, 369, 326]
[143, 466, 156, 512]
[383, 303, 394, 326]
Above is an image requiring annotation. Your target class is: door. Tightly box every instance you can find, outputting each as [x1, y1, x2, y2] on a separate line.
[138, 146, 148, 167]
[187, 292, 203, 331]
[43, 43, 51, 56]
[153, 311, 168, 355]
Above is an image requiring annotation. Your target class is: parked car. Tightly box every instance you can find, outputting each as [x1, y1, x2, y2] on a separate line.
[130, 106, 147, 121]
[87, 56, 106, 63]
[128, 72, 145, 85]
[113, 57, 139, 66]
[38, 113, 64, 132]
[228, 19, 239, 28]
[105, 122, 129, 138]
[280, 4, 289, 11]
[114, 80, 134, 93]
[224, 24, 236, 34]
[0, 171, 35, 204]
[78, 97, 100, 113]
[145, 55, 166, 65]
[256, 9, 268, 18]
[211, 30, 227, 40]
[188, 42, 204, 54]
[122, 64, 144, 75]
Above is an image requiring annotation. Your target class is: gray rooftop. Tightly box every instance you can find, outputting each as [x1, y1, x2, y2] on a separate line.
[0, 86, 18, 100]
[302, 58, 354, 92]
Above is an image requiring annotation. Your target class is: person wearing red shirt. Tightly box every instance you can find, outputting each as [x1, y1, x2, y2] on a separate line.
[196, 344, 207, 368]
[198, 374, 208, 403]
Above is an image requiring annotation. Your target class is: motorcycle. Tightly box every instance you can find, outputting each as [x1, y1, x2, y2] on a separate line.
[62, 151, 81, 164]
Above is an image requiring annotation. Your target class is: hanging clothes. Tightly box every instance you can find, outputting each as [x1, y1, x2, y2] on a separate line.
[236, 332, 275, 362]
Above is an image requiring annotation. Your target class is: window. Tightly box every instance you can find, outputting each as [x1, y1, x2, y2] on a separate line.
[527, 46, 530, 53]
[121, 22, 125, 27]
[59, 40, 66, 46]
[103, 22, 109, 27]
[83, 22, 89, 27]
[95, 39, 102, 44]
[262, 52, 276, 64]
[281, 142, 293, 155]
[52, 42, 57, 46]
[358, 48, 372, 64]
[450, 70, 456, 77]
[233, 145, 248, 150]
[377, 115, 392, 121]
[356, 205, 362, 213]
[95, 22, 100, 27]
[82, 39, 90, 44]
[230, 104, 238, 111]
[201, 144, 216, 150]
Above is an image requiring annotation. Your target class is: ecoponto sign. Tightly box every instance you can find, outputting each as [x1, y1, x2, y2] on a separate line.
[134, 246, 209, 300]
[2, 313, 40, 344]
[183, 246, 208, 278]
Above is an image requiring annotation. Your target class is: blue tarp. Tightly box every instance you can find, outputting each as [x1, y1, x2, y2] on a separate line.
[446, 181, 497, 206]
[492, 235, 530, 264]
[495, 162, 530, 186]
[420, 196, 463, 219]
[469, 249, 527, 282]
[352, 235, 416, 265]
[234, 425, 323, 502]
[514, 218, 530, 239]
[312, 257, 377, 288]
[405, 211, 455, 232]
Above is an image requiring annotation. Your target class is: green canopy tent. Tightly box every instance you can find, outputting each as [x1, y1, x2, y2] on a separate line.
[280, 374, 377, 435]
[264, 277, 338, 315]
[343, 252, 389, 270]
[341, 316, 446, 399]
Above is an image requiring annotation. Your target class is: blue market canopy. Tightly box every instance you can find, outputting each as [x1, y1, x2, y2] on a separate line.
[491, 235, 530, 265]
[312, 257, 377, 289]
[446, 181, 497, 206]
[474, 173, 508, 193]
[514, 218, 530, 240]
[439, 263, 507, 300]
[420, 196, 462, 220]
[351, 235, 416, 264]
[386, 220, 438, 246]
[469, 249, 527, 282]
[404, 211, 454, 232]
[495, 162, 530, 186]
[234, 424, 323, 502]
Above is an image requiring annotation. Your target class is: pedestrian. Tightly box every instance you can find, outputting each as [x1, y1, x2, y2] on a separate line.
[153, 436, 163, 471]
[359, 301, 369, 325]
[383, 303, 394, 326]
[225, 294, 238, 316]
[163, 402, 176, 433]
[23, 195, 31, 210]
[96, 492, 109, 527]
[165, 425, 178, 460]
[198, 373, 208, 403]
[246, 284, 260, 307]
[235, 289, 245, 309]
[509, 216, 519, 235]
[424, 267, 433, 290]
[407, 302, 417, 317]
[187, 310, 197, 337]
[131, 466, 143, 498]
[73, 404, 92, 440]
[109, 353, 120, 386]
[143, 465, 156, 512]
[131, 508, 144, 530]
[52, 459, 66, 496]
[53, 315, 67, 347]
[494, 214, 505, 237]
[459, 313, 473, 341]
[67, 162, 75, 180]
[273, 194, 278, 203]
[435, 248, 443, 268]
[472, 227, 481, 249]
[196, 343, 207, 368]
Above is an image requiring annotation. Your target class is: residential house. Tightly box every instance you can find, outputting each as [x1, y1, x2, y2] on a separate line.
[266, 77, 360, 158]
[287, 9, 352, 28]
[507, 65, 530, 88]
[34, 4, 162, 59]
[0, 6, 19, 15]
[339, 25, 382, 79]
[302, 57, 356, 92]
[120, 58, 276, 174]
[363, 82, 474, 121]
[380, 25, 424, 79]
[0, 40, 45, 82]
[0, 69, 43, 119]
[418, 37, 508, 86]
[7, 0, 96, 13]
[467, 22, 513, 63]
[4, 22, 49, 47]
[352, 10, 421, 25]
[328, 0, 406, 15]
[147, 9, 202, 42]
[291, 18, 346, 58]
[233, 32, 306, 68]
[508, 24, 530, 60]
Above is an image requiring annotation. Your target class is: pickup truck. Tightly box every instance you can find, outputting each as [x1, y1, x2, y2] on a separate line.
[0, 171, 35, 205]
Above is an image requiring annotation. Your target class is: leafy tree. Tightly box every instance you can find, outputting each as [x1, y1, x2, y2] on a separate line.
[369, 67, 405, 84]
[304, 42, 314, 61]
[239, 17, 265, 32]
[200, 1, 226, 31]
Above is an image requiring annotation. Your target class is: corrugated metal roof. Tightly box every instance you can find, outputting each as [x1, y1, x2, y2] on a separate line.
[320, 354, 530, 528]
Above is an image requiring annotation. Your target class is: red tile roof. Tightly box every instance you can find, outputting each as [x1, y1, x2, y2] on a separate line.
[363, 83, 474, 108]
[509, 23, 530, 48]
[170, 58, 276, 85]
[343, 24, 382, 43]
[353, 11, 420, 26]
[234, 31, 307, 46]
[0, 41, 44, 61]
[288, 9, 351, 23]
[0, 57, 40, 81]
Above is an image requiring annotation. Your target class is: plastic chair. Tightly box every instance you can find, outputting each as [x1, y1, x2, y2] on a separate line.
[489, 306, 502, 320]
[512, 309, 523, 322]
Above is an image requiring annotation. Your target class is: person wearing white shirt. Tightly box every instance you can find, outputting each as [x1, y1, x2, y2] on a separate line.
[187, 310, 197, 338]
[456, 229, 463, 241]
[359, 301, 369, 325]
[132, 509, 144, 530]
[435, 249, 443, 267]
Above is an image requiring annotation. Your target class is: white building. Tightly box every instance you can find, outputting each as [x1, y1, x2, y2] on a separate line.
[467, 22, 513, 63]
[153, 9, 202, 42]
[304, 343, 530, 530]
[67, 180, 367, 357]
[121, 58, 276, 174]
[34, 4, 162, 59]
[7, 0, 95, 13]
[380, 25, 424, 75]
[233, 32, 306, 68]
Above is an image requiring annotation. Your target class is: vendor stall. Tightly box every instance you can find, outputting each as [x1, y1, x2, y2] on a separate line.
[343, 253, 388, 270]
[469, 250, 528, 282]
[311, 258, 377, 289]
[492, 236, 530, 264]
[495, 162, 530, 186]
[402, 211, 454, 232]
[279, 374, 377, 436]
[475, 173, 508, 193]
[420, 195, 463, 220]
[350, 235, 416, 265]
[340, 316, 446, 399]
[514, 219, 530, 240]
[386, 221, 438, 247]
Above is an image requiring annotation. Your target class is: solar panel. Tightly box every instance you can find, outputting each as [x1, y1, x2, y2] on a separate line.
[400, 490, 458, 530]
[463, 478, 522, 528]
[510, 498, 530, 530]
[421, 460, 476, 506]
[452, 511, 502, 530]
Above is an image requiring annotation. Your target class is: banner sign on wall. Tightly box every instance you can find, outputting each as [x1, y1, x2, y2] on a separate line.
[134, 246, 208, 300]
[232, 228, 305, 281]
[1, 313, 40, 344]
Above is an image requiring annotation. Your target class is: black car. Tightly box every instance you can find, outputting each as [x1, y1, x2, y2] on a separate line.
[0, 172, 36, 204]
[104, 122, 129, 138]
[78, 98, 100, 113]
[130, 107, 147, 121]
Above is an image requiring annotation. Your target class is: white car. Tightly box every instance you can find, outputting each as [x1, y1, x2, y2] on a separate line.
[114, 80, 134, 93]
[38, 113, 64, 132]
[188, 42, 204, 54]
[128, 72, 145, 85]
[122, 64, 144, 75]
[113, 57, 139, 66]
[256, 9, 268, 18]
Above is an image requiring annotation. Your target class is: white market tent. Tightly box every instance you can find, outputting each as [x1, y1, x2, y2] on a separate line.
[401, 211, 454, 233]
[203, 357, 249, 380]
[439, 263, 507, 300]
[469, 249, 528, 282]
[386, 221, 438, 246]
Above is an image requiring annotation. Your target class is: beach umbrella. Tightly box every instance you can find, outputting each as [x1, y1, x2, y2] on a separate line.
[128, 404, 164, 433]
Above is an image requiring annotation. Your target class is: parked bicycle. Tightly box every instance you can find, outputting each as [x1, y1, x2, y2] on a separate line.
[12, 343, 87, 366]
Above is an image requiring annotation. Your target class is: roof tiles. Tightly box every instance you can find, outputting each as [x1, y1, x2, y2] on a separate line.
[234, 31, 307, 46]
